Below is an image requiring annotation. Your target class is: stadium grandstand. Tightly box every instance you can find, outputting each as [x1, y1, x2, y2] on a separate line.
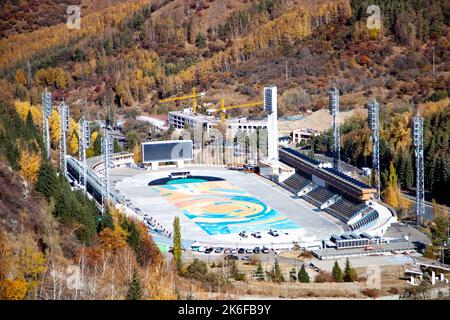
[278, 147, 394, 234]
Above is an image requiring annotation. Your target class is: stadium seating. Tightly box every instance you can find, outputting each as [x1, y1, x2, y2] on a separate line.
[302, 187, 337, 207]
[325, 199, 370, 222]
[349, 210, 379, 230]
[283, 174, 311, 192]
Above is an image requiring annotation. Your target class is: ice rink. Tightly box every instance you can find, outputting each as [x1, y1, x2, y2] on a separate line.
[113, 167, 344, 247]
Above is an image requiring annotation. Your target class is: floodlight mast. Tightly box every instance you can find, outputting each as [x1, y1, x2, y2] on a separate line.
[59, 101, 69, 178]
[78, 116, 90, 192]
[368, 99, 380, 200]
[413, 114, 425, 225]
[101, 132, 113, 210]
[42, 88, 52, 160]
[328, 87, 341, 171]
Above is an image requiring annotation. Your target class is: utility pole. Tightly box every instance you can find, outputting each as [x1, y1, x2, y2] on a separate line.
[328, 87, 340, 171]
[413, 114, 424, 226]
[368, 99, 380, 199]
[58, 101, 69, 178]
[42, 88, 52, 160]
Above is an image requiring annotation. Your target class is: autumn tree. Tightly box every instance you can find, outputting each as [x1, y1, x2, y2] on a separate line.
[19, 149, 41, 184]
[384, 162, 401, 209]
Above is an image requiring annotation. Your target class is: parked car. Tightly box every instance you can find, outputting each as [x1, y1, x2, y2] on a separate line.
[238, 248, 245, 254]
[204, 247, 213, 254]
[245, 248, 253, 254]
[253, 247, 261, 254]
[268, 229, 279, 237]
[241, 256, 250, 261]
[239, 231, 248, 238]
[224, 248, 230, 254]
[214, 247, 224, 254]
[230, 248, 238, 254]
[261, 247, 269, 254]
[251, 232, 262, 239]
[198, 246, 205, 253]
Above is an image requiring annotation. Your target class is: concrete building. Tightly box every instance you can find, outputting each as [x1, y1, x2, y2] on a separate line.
[168, 110, 267, 136]
[292, 128, 316, 144]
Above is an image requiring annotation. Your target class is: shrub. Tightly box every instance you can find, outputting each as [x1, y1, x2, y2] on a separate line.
[315, 271, 334, 283]
[362, 288, 380, 298]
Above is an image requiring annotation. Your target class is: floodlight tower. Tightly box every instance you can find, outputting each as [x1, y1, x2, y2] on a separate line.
[41, 88, 52, 160]
[328, 87, 341, 171]
[368, 99, 380, 199]
[413, 114, 425, 225]
[58, 102, 69, 177]
[101, 132, 113, 207]
[78, 116, 90, 191]
[264, 86, 278, 161]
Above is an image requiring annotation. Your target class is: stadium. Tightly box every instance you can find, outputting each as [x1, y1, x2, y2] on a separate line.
[66, 86, 396, 251]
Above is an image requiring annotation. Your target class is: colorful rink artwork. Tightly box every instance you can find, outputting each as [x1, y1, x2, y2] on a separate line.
[150, 179, 300, 235]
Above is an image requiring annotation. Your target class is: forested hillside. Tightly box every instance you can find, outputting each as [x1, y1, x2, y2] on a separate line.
[0, 100, 215, 299]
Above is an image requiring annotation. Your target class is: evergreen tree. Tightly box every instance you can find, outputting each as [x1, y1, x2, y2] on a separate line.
[113, 139, 122, 153]
[332, 261, 343, 282]
[404, 152, 414, 189]
[270, 259, 284, 283]
[127, 221, 141, 259]
[255, 263, 265, 281]
[298, 264, 310, 283]
[173, 216, 182, 270]
[99, 203, 115, 231]
[93, 133, 102, 156]
[126, 269, 143, 300]
[35, 161, 57, 200]
[343, 258, 357, 282]
[195, 32, 207, 49]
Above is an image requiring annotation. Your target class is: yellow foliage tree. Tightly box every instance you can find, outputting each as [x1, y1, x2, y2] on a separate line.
[19, 150, 41, 185]
[48, 110, 61, 145]
[68, 130, 79, 156]
[0, 279, 28, 300]
[133, 144, 142, 163]
[15, 69, 27, 86]
[14, 100, 43, 126]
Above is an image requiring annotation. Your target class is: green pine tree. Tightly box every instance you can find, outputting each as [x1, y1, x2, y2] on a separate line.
[113, 139, 122, 153]
[255, 263, 265, 281]
[332, 261, 343, 282]
[173, 216, 182, 270]
[35, 161, 57, 200]
[343, 258, 357, 282]
[298, 264, 310, 283]
[270, 259, 284, 283]
[99, 203, 115, 231]
[93, 132, 102, 156]
[126, 269, 143, 300]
